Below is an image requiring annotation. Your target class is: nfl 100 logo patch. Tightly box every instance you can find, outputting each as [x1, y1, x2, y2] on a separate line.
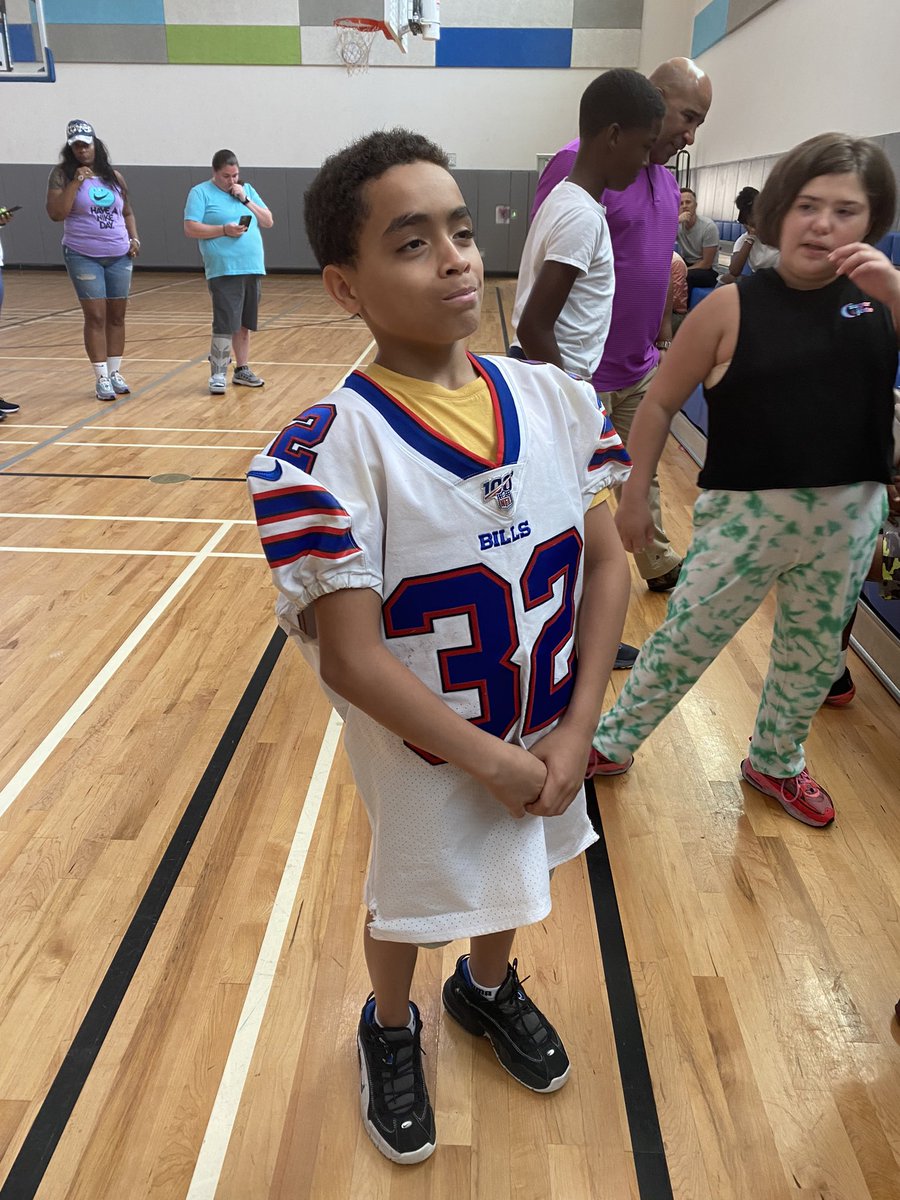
[482, 470, 515, 512]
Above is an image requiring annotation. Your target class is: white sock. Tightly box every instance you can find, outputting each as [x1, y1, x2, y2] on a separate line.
[92, 361, 109, 381]
[836, 648, 849, 677]
[464, 957, 501, 1000]
[374, 1004, 416, 1033]
[209, 335, 231, 376]
[107, 356, 122, 375]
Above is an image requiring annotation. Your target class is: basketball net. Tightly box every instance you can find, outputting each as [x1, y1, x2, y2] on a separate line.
[334, 17, 384, 74]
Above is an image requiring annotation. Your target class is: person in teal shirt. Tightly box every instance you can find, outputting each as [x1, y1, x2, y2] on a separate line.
[184, 149, 274, 395]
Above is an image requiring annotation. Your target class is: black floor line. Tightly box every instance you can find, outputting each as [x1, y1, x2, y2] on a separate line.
[495, 284, 511, 353]
[0, 471, 245, 482]
[0, 621, 670, 1197]
[584, 779, 674, 1200]
[0, 627, 287, 1200]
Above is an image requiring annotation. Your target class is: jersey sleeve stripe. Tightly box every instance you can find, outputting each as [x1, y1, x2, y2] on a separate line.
[589, 445, 632, 471]
[251, 484, 347, 523]
[260, 527, 361, 568]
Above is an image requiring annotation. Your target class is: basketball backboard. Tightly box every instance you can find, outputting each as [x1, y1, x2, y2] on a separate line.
[0, 0, 55, 82]
[383, 1, 440, 51]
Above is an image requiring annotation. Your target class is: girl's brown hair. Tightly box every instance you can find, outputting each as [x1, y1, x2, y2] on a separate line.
[754, 132, 897, 247]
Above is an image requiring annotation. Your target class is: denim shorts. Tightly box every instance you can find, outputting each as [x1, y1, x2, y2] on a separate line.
[63, 246, 133, 301]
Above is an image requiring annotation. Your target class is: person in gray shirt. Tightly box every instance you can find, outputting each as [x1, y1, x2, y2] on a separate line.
[676, 186, 719, 290]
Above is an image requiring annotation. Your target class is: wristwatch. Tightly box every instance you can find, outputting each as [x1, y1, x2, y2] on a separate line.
[241, 196, 250, 206]
[655, 339, 672, 350]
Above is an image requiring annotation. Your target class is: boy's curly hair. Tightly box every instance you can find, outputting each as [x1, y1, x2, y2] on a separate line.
[304, 128, 450, 269]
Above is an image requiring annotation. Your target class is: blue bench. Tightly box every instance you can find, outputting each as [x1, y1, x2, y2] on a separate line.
[876, 230, 900, 265]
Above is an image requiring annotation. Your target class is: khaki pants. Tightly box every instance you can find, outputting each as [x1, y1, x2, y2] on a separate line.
[597, 365, 682, 581]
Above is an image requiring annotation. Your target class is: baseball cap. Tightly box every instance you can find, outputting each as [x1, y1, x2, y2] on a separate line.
[66, 120, 95, 146]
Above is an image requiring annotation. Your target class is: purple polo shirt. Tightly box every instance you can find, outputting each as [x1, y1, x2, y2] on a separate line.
[532, 140, 680, 391]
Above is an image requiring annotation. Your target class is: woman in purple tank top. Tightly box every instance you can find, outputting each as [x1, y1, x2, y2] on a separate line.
[46, 120, 141, 402]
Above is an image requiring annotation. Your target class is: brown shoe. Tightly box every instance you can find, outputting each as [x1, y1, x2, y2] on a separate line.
[647, 561, 682, 592]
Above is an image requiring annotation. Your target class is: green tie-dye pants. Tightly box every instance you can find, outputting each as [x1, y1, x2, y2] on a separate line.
[593, 482, 887, 778]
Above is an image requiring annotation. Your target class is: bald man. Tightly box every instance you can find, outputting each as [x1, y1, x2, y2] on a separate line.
[532, 58, 712, 596]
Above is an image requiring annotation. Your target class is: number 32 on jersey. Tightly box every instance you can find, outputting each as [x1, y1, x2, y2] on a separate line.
[383, 529, 582, 764]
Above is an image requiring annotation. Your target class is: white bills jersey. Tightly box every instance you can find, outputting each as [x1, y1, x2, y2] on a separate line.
[248, 353, 631, 943]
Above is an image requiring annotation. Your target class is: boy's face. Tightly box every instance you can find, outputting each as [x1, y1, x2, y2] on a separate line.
[606, 121, 662, 191]
[325, 162, 483, 352]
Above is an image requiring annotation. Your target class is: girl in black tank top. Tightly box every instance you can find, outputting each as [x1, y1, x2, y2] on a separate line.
[588, 133, 899, 829]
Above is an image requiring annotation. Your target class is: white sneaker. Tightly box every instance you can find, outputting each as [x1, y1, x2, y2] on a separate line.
[95, 375, 116, 401]
[208, 373, 226, 395]
[109, 370, 130, 395]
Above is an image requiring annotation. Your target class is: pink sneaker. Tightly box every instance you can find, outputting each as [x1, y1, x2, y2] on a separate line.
[740, 759, 835, 827]
[585, 748, 633, 779]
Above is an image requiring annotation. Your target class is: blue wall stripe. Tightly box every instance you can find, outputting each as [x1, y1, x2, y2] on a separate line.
[436, 27, 572, 69]
[44, 1, 165, 25]
[691, 0, 730, 57]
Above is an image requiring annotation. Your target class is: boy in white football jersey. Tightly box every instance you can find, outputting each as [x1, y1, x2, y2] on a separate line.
[248, 130, 631, 1165]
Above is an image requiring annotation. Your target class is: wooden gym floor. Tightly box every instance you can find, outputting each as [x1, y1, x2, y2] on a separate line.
[0, 269, 898, 1200]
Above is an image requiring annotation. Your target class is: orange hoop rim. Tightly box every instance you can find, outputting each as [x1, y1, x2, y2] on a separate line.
[334, 16, 387, 33]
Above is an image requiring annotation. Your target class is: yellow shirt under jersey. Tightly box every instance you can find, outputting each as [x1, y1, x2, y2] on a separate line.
[362, 362, 609, 506]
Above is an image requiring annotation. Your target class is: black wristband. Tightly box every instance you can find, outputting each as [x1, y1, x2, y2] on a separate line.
[241, 197, 250, 206]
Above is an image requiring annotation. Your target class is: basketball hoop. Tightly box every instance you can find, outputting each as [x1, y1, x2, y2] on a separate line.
[334, 17, 387, 74]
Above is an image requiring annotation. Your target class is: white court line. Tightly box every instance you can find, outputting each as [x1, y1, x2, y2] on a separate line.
[52, 441, 264, 452]
[185, 334, 375, 1199]
[0, 522, 233, 820]
[5, 425, 278, 435]
[0, 511, 255, 525]
[185, 708, 343, 1200]
[0, 546, 262, 559]
[0, 359, 361, 368]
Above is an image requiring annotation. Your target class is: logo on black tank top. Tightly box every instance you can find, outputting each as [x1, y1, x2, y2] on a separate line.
[840, 301, 875, 319]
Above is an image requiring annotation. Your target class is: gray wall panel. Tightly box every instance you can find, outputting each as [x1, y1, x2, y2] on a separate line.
[7, 149, 892, 274]
[0, 165, 54, 266]
[574, 0, 643, 29]
[474, 172, 511, 274]
[291, 168, 320, 271]
[121, 165, 169, 268]
[170, 168, 214, 268]
[508, 171, 531, 274]
[725, 0, 778, 34]
[244, 168, 293, 268]
[48, 25, 168, 63]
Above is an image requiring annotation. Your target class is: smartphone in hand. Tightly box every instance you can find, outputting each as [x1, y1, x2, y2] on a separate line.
[238, 214, 252, 228]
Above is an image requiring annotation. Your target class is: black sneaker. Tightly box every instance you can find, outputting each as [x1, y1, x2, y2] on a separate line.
[442, 956, 570, 1092]
[613, 642, 639, 670]
[0, 397, 20, 413]
[647, 560, 682, 592]
[356, 996, 436, 1164]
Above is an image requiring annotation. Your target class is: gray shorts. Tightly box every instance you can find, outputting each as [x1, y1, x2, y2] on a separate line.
[208, 273, 261, 334]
